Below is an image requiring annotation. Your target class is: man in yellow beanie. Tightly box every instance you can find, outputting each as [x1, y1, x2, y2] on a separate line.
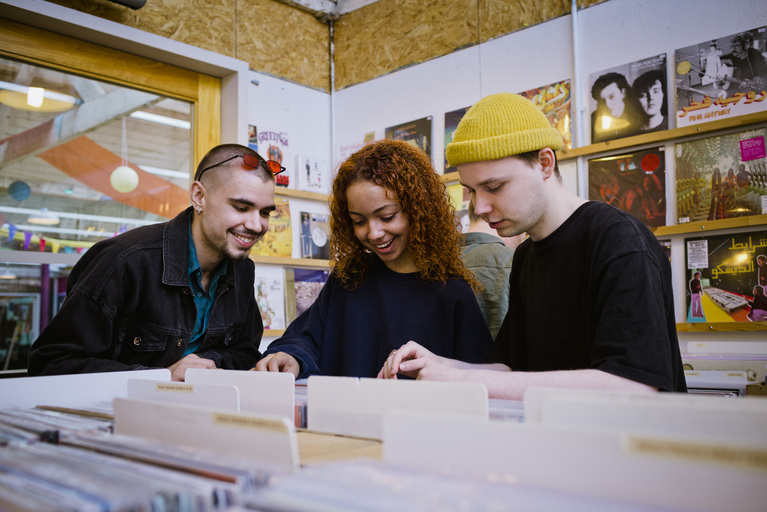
[379, 92, 687, 398]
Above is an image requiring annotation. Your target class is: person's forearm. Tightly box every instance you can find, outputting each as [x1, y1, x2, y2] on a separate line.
[458, 368, 656, 400]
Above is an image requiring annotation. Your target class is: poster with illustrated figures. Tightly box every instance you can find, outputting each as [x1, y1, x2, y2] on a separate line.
[685, 230, 767, 323]
[675, 26, 767, 128]
[676, 127, 767, 224]
[255, 266, 285, 330]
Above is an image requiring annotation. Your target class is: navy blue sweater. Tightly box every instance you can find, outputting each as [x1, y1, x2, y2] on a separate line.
[264, 258, 493, 378]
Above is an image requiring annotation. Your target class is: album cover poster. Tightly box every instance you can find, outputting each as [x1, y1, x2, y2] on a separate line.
[299, 212, 331, 260]
[255, 266, 285, 330]
[518, 79, 573, 150]
[251, 197, 292, 257]
[248, 124, 258, 153]
[447, 182, 470, 232]
[258, 129, 291, 187]
[385, 116, 432, 158]
[675, 127, 767, 224]
[685, 230, 767, 323]
[588, 146, 667, 228]
[295, 154, 331, 195]
[284, 268, 330, 323]
[675, 26, 767, 128]
[444, 107, 470, 174]
[589, 53, 667, 144]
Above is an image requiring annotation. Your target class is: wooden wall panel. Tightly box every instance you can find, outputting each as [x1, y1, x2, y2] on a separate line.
[334, 0, 478, 90]
[237, 0, 330, 91]
[478, 0, 570, 43]
[46, 0, 331, 92]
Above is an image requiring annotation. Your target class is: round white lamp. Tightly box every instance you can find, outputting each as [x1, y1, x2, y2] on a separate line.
[110, 165, 139, 193]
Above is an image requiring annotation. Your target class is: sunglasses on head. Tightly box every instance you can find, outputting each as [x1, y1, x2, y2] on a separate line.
[195, 153, 286, 180]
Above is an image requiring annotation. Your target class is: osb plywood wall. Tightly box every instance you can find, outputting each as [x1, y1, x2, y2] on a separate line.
[43, 0, 609, 92]
[334, 0, 608, 90]
[44, 0, 331, 91]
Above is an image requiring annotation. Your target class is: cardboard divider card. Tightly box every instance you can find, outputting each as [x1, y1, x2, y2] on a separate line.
[382, 410, 767, 512]
[0, 369, 171, 409]
[113, 397, 299, 474]
[184, 368, 295, 421]
[523, 387, 767, 444]
[126, 379, 240, 412]
[307, 376, 488, 439]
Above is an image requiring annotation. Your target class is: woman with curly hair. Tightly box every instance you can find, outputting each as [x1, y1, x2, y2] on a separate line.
[252, 139, 493, 378]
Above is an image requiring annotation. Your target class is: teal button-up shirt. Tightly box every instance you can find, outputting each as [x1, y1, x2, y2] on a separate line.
[185, 220, 228, 356]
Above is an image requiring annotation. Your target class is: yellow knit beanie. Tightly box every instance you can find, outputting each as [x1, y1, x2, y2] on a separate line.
[446, 92, 563, 167]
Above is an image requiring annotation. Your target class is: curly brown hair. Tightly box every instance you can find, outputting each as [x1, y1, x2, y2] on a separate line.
[330, 139, 478, 291]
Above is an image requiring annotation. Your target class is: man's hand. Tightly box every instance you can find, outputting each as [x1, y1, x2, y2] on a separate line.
[168, 353, 217, 381]
[377, 340, 440, 379]
[252, 352, 300, 378]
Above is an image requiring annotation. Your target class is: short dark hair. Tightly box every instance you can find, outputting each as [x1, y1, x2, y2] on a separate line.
[731, 32, 754, 48]
[513, 149, 561, 181]
[591, 72, 630, 100]
[194, 143, 275, 182]
[633, 69, 665, 95]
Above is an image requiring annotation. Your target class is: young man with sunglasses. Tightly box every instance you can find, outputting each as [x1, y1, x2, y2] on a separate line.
[28, 144, 283, 381]
[379, 93, 687, 397]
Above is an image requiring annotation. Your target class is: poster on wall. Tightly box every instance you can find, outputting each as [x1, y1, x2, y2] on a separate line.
[284, 268, 330, 323]
[518, 79, 573, 150]
[589, 53, 668, 144]
[684, 230, 767, 323]
[258, 128, 291, 187]
[588, 146, 667, 228]
[248, 124, 258, 153]
[251, 197, 292, 258]
[295, 154, 331, 195]
[299, 212, 331, 260]
[444, 106, 470, 174]
[446, 182, 470, 232]
[255, 266, 286, 330]
[385, 116, 432, 158]
[675, 126, 767, 224]
[675, 26, 767, 128]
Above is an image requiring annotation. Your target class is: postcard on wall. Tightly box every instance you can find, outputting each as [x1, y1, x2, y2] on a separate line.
[248, 124, 258, 152]
[518, 79, 573, 150]
[299, 212, 331, 260]
[444, 106, 470, 174]
[284, 267, 330, 323]
[251, 197, 292, 258]
[675, 26, 767, 128]
[675, 126, 767, 224]
[684, 230, 767, 323]
[588, 146, 667, 228]
[255, 266, 286, 330]
[446, 182, 470, 232]
[258, 128, 291, 188]
[589, 53, 667, 144]
[295, 154, 331, 194]
[385, 116, 432, 158]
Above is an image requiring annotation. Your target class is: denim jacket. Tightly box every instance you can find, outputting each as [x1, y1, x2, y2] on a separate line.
[28, 208, 263, 376]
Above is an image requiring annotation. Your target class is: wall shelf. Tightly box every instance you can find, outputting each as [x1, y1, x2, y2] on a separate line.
[250, 255, 330, 268]
[275, 187, 329, 202]
[677, 322, 767, 332]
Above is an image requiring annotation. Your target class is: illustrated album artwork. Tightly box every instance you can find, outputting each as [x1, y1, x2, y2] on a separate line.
[295, 154, 331, 195]
[299, 212, 331, 260]
[685, 230, 767, 323]
[444, 106, 470, 174]
[385, 116, 432, 158]
[447, 182, 470, 232]
[258, 128, 291, 187]
[284, 267, 330, 323]
[675, 26, 767, 128]
[518, 79, 573, 150]
[676, 126, 767, 224]
[251, 197, 292, 258]
[255, 266, 286, 330]
[588, 146, 667, 228]
[589, 53, 668, 143]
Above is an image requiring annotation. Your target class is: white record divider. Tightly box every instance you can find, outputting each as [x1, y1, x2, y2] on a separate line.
[382, 409, 767, 512]
[184, 368, 295, 421]
[307, 375, 488, 439]
[0, 369, 171, 409]
[113, 397, 300, 474]
[126, 378, 240, 412]
[523, 387, 767, 444]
